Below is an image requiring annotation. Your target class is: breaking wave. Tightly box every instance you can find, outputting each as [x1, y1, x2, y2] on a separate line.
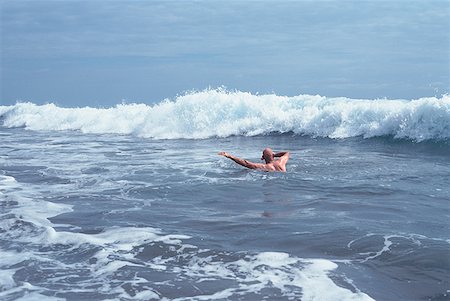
[1, 90, 449, 141]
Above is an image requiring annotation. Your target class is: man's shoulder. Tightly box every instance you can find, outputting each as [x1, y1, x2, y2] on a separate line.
[260, 163, 276, 171]
[274, 158, 288, 168]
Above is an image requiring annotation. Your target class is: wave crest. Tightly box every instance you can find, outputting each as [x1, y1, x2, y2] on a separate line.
[1, 90, 449, 141]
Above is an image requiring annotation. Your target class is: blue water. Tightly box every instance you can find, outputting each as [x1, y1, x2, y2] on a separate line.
[1, 93, 450, 300]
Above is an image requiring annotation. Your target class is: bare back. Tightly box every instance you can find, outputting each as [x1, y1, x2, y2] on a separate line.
[259, 153, 289, 172]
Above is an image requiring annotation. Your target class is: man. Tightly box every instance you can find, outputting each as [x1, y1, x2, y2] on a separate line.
[218, 148, 290, 172]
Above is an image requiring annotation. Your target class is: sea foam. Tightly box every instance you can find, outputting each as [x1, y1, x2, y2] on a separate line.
[1, 90, 449, 141]
[0, 175, 374, 300]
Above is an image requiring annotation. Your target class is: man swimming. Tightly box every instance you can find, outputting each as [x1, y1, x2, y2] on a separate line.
[218, 148, 290, 172]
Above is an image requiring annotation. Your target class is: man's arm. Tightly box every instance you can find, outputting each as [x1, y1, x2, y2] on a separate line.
[275, 151, 290, 166]
[218, 152, 264, 170]
[274, 151, 288, 157]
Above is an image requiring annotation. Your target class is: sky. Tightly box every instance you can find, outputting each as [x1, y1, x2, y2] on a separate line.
[1, 0, 449, 107]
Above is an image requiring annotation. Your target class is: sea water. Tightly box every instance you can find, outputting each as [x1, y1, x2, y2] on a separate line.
[0, 90, 449, 300]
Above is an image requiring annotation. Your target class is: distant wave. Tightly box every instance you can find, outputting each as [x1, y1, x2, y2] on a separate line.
[1, 90, 449, 141]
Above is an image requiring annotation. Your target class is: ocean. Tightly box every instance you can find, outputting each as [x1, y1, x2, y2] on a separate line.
[1, 90, 449, 301]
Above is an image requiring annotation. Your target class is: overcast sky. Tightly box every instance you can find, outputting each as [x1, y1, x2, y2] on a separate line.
[1, 0, 449, 107]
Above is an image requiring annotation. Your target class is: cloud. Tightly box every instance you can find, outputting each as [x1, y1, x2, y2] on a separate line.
[2, 1, 448, 61]
[1, 0, 448, 104]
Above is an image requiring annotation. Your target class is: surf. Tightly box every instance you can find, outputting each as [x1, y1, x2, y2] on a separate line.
[1, 89, 449, 141]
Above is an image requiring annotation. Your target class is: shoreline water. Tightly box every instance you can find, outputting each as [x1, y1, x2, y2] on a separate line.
[1, 125, 449, 300]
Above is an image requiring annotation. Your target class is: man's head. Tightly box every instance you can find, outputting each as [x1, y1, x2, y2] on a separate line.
[261, 148, 274, 163]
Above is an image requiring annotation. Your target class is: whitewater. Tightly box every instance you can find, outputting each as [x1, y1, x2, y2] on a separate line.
[1, 90, 449, 141]
[1, 90, 449, 300]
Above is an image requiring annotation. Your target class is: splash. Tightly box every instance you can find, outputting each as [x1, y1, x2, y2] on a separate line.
[1, 90, 449, 141]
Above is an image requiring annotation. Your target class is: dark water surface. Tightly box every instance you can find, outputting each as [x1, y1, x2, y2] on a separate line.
[1, 127, 449, 300]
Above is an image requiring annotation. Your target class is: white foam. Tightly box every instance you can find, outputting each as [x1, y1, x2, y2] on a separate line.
[1, 89, 449, 141]
[122, 289, 160, 300]
[0, 175, 17, 185]
[0, 175, 188, 299]
[0, 267, 16, 290]
[0, 175, 374, 300]
[177, 251, 374, 301]
[347, 233, 443, 263]
[14, 291, 65, 301]
[0, 282, 65, 301]
[0, 249, 27, 276]
[359, 235, 394, 262]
